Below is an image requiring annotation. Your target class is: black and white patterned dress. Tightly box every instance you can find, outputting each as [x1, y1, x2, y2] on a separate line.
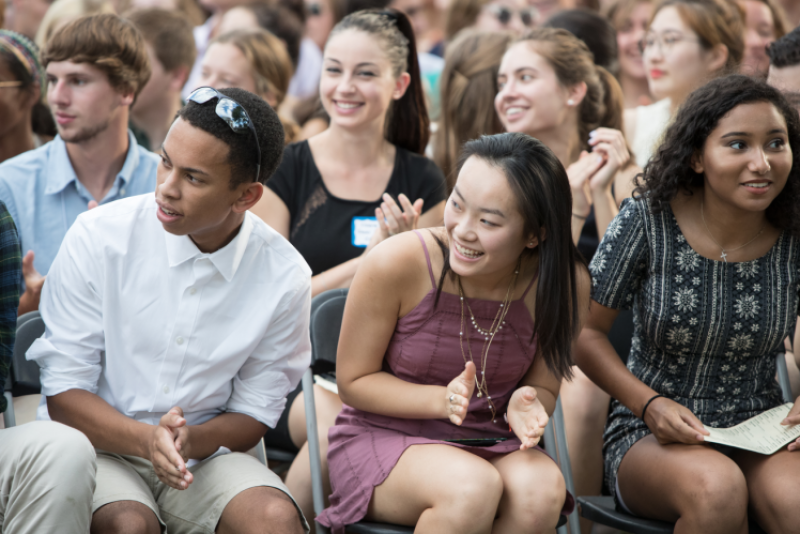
[589, 197, 800, 498]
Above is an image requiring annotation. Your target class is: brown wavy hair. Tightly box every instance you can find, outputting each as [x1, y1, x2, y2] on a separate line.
[434, 29, 514, 190]
[649, 0, 744, 73]
[42, 13, 151, 100]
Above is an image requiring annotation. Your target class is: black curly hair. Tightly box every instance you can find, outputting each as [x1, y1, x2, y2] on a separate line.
[634, 74, 800, 235]
[177, 87, 284, 189]
[768, 25, 800, 68]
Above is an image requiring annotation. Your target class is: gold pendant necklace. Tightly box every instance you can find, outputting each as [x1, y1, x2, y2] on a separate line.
[458, 259, 520, 423]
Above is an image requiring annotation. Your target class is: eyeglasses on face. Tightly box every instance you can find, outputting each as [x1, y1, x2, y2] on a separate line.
[487, 4, 538, 28]
[186, 87, 262, 184]
[638, 30, 700, 55]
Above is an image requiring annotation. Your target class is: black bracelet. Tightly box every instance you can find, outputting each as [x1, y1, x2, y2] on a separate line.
[572, 212, 588, 220]
[640, 394, 664, 422]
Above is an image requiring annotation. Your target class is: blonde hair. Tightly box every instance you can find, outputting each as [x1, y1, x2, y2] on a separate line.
[212, 29, 293, 107]
[435, 29, 514, 189]
[36, 0, 115, 50]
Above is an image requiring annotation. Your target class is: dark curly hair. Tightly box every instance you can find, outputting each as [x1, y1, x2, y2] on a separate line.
[768, 25, 800, 68]
[634, 74, 800, 235]
[177, 87, 285, 188]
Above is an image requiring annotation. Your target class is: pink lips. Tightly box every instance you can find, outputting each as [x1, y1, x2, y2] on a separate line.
[55, 113, 75, 125]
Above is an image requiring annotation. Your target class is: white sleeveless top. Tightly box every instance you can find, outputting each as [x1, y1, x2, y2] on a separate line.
[632, 97, 672, 169]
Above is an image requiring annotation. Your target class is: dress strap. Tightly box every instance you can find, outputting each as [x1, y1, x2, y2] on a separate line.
[413, 230, 437, 289]
[521, 270, 539, 299]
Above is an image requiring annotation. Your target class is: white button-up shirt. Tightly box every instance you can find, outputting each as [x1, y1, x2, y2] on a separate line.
[29, 194, 312, 429]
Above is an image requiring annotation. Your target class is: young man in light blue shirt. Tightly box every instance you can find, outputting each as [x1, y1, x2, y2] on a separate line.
[0, 14, 159, 314]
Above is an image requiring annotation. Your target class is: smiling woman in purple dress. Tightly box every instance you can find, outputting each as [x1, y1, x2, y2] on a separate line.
[316, 132, 591, 534]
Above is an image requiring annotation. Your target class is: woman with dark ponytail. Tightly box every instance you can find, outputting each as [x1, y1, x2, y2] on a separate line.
[251, 9, 446, 531]
[318, 132, 590, 533]
[0, 30, 55, 164]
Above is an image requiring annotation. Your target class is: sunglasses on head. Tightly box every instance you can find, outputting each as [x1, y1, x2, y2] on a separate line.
[187, 87, 261, 183]
[488, 5, 537, 27]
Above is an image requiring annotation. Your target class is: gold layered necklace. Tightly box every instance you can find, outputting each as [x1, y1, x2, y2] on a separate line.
[457, 260, 520, 423]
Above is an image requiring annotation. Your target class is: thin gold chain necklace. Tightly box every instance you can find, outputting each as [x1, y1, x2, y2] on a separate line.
[700, 201, 765, 262]
[457, 260, 520, 423]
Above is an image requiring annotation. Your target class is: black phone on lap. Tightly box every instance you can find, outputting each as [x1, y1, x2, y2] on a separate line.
[443, 437, 508, 447]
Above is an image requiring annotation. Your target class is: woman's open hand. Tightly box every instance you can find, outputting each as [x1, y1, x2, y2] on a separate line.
[644, 396, 709, 445]
[375, 193, 423, 240]
[446, 362, 476, 426]
[782, 396, 800, 451]
[507, 386, 549, 451]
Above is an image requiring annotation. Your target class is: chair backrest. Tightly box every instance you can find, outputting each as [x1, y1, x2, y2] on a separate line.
[12, 312, 44, 394]
[309, 291, 348, 367]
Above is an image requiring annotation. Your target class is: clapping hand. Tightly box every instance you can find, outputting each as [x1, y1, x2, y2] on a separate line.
[643, 397, 709, 445]
[148, 407, 194, 490]
[782, 397, 800, 451]
[507, 386, 549, 451]
[587, 128, 631, 193]
[566, 151, 604, 218]
[374, 193, 423, 240]
[446, 362, 476, 426]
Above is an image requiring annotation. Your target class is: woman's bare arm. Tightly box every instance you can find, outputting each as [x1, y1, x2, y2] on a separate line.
[336, 232, 448, 419]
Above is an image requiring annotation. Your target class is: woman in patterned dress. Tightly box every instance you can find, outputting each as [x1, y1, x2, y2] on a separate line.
[576, 74, 800, 533]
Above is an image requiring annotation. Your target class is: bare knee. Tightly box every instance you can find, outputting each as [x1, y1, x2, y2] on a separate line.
[503, 457, 566, 528]
[250, 488, 305, 534]
[682, 466, 747, 528]
[437, 462, 503, 526]
[91, 501, 160, 534]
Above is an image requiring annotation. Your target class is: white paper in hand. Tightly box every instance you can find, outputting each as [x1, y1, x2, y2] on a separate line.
[703, 403, 800, 455]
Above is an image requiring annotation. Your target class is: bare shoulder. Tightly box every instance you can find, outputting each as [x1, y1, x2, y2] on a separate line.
[356, 229, 445, 293]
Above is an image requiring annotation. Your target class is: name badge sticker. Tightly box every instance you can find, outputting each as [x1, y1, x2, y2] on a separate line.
[352, 217, 379, 248]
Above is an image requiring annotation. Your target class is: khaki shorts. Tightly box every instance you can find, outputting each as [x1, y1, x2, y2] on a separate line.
[93, 450, 309, 534]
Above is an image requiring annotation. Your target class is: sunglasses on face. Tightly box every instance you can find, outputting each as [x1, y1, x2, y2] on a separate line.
[306, 3, 323, 16]
[487, 5, 538, 27]
[187, 87, 262, 183]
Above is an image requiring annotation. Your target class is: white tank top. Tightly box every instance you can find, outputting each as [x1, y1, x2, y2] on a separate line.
[632, 97, 672, 169]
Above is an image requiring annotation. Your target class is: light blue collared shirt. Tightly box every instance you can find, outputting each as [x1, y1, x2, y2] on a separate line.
[0, 131, 159, 276]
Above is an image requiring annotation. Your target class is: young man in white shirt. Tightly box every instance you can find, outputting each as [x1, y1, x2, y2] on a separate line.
[28, 87, 311, 534]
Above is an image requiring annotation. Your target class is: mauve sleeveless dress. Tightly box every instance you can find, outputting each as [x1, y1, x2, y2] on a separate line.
[316, 231, 575, 533]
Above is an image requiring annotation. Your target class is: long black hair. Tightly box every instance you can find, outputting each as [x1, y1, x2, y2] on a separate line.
[327, 8, 429, 154]
[634, 74, 800, 235]
[436, 132, 584, 380]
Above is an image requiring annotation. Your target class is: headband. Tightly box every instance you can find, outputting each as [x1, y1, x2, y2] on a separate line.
[0, 30, 44, 87]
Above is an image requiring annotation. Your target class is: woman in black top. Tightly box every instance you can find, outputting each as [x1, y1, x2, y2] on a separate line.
[252, 10, 446, 294]
[250, 9, 446, 531]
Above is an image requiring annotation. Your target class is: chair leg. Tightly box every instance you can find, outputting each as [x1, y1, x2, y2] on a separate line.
[3, 391, 14, 428]
[303, 369, 330, 534]
[256, 437, 268, 466]
[777, 352, 793, 403]
[553, 398, 582, 534]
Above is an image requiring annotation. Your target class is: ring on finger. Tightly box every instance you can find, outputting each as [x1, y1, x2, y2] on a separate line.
[449, 394, 455, 403]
